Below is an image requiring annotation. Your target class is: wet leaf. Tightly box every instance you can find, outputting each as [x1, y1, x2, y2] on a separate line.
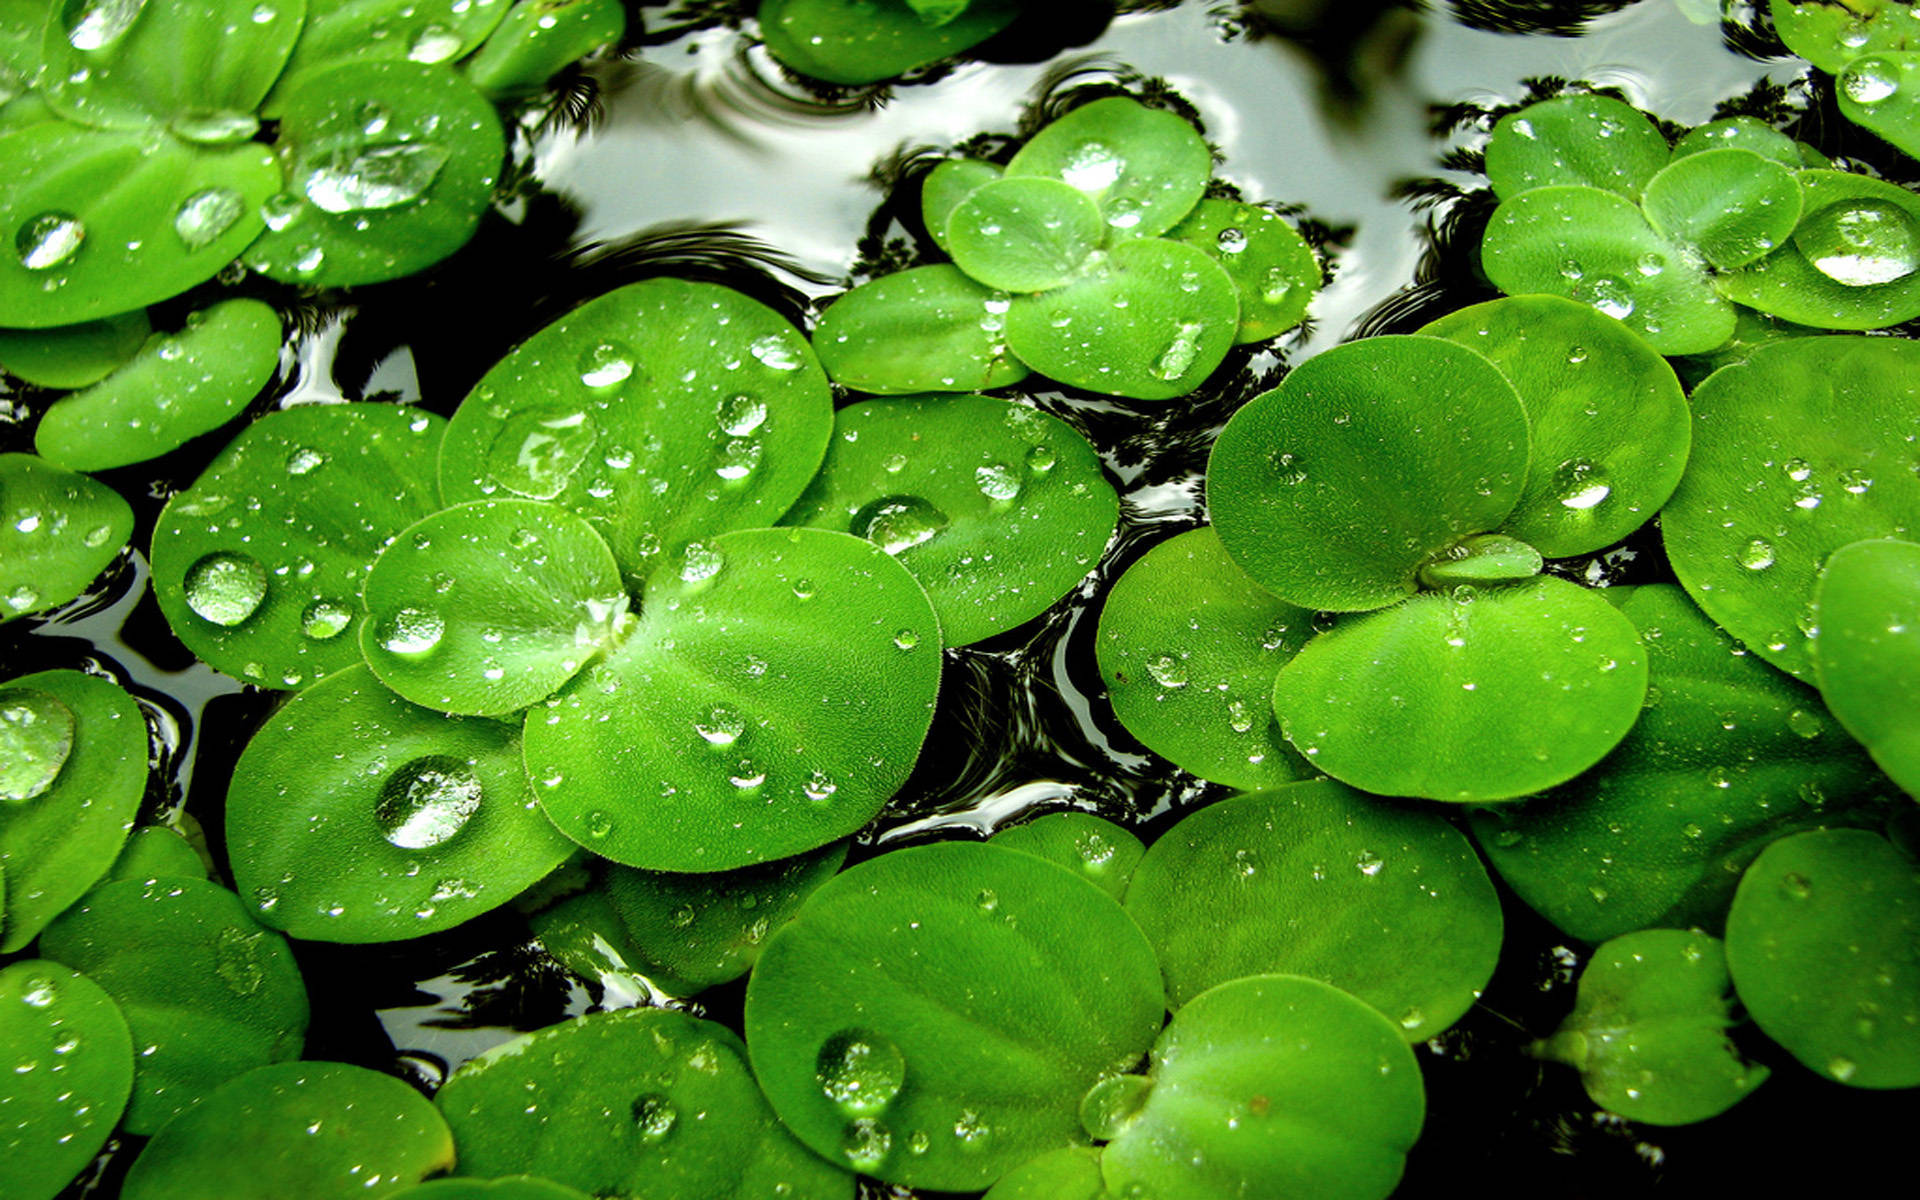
[388, 1180, 590, 1200]
[0, 452, 133, 623]
[1641, 148, 1802, 270]
[0, 961, 133, 1200]
[1714, 170, 1920, 329]
[758, 0, 1018, 85]
[812, 265, 1029, 396]
[1165, 197, 1318, 343]
[944, 176, 1106, 293]
[1484, 94, 1670, 202]
[988, 812, 1144, 902]
[921, 158, 1003, 257]
[1812, 538, 1920, 796]
[0, 309, 150, 389]
[980, 1146, 1107, 1200]
[1770, 0, 1920, 74]
[1006, 96, 1210, 241]
[464, 0, 625, 99]
[270, 0, 511, 98]
[1671, 116, 1802, 167]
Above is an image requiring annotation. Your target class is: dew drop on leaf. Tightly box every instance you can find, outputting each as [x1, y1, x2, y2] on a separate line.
[16, 212, 85, 271]
[375, 755, 483, 850]
[301, 142, 451, 214]
[184, 551, 269, 627]
[1842, 58, 1900, 106]
[1739, 537, 1776, 570]
[851, 495, 949, 555]
[1795, 198, 1920, 287]
[1554, 459, 1611, 510]
[173, 188, 246, 249]
[577, 341, 636, 388]
[1145, 653, 1187, 688]
[717, 394, 769, 436]
[679, 541, 724, 583]
[817, 1030, 907, 1116]
[749, 334, 802, 371]
[0, 687, 76, 804]
[694, 704, 745, 747]
[379, 606, 445, 658]
[974, 463, 1021, 502]
[487, 407, 596, 499]
[407, 22, 463, 63]
[63, 0, 148, 51]
[300, 599, 352, 640]
[1150, 321, 1206, 381]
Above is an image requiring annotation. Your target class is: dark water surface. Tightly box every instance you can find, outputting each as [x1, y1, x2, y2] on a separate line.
[7, 1, 1917, 1195]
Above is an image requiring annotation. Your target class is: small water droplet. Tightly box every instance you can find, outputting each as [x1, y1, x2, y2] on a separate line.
[1145, 653, 1188, 688]
[1580, 276, 1635, 320]
[694, 705, 746, 747]
[407, 21, 462, 63]
[679, 541, 724, 584]
[717, 394, 769, 437]
[892, 628, 920, 651]
[184, 551, 268, 627]
[803, 769, 838, 801]
[1838, 467, 1874, 495]
[214, 926, 265, 996]
[841, 1118, 892, 1171]
[300, 599, 352, 641]
[1226, 698, 1254, 734]
[750, 334, 802, 370]
[64, 0, 147, 51]
[631, 1094, 678, 1142]
[1272, 451, 1308, 486]
[852, 495, 949, 555]
[173, 188, 245, 249]
[1150, 321, 1207, 382]
[1356, 850, 1385, 877]
[1828, 1056, 1858, 1082]
[975, 463, 1021, 502]
[1553, 459, 1611, 510]
[1740, 537, 1776, 570]
[19, 977, 57, 1008]
[818, 1031, 906, 1116]
[1786, 709, 1823, 739]
[1215, 226, 1248, 254]
[379, 606, 445, 658]
[17, 212, 85, 271]
[1781, 872, 1813, 899]
[715, 438, 762, 481]
[584, 810, 614, 839]
[577, 341, 636, 388]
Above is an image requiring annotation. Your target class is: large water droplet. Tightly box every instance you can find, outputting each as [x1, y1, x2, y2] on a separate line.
[974, 463, 1021, 502]
[184, 551, 268, 627]
[717, 394, 768, 436]
[17, 212, 85, 271]
[0, 687, 76, 804]
[1739, 537, 1776, 570]
[407, 22, 463, 62]
[1150, 321, 1206, 381]
[63, 0, 148, 51]
[1553, 459, 1611, 510]
[1580, 276, 1635, 320]
[852, 495, 949, 555]
[301, 599, 353, 640]
[379, 606, 445, 658]
[376, 755, 483, 850]
[694, 704, 746, 746]
[1079, 1074, 1152, 1141]
[486, 407, 597, 499]
[749, 334, 802, 370]
[171, 110, 261, 145]
[679, 541, 724, 583]
[1145, 653, 1187, 688]
[1842, 57, 1901, 106]
[171, 188, 246, 250]
[302, 141, 451, 213]
[1797, 198, 1920, 287]
[1062, 141, 1122, 192]
[715, 438, 762, 481]
[577, 341, 636, 388]
[841, 1119, 892, 1172]
[631, 1093, 678, 1142]
[817, 1030, 907, 1116]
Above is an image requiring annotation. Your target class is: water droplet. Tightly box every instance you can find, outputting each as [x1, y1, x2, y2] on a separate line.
[584, 810, 614, 839]
[1145, 653, 1187, 688]
[750, 334, 802, 370]
[1062, 141, 1122, 192]
[694, 705, 745, 747]
[1398, 1007, 1425, 1031]
[1080, 1074, 1152, 1141]
[1781, 872, 1813, 899]
[1786, 709, 1823, 739]
[631, 1093, 678, 1142]
[486, 406, 596, 499]
[577, 341, 636, 388]
[852, 495, 949, 555]
[64, 0, 147, 51]
[1356, 850, 1385, 877]
[214, 926, 265, 996]
[728, 760, 766, 789]
[1227, 699, 1254, 734]
[1838, 467, 1874, 495]
[1024, 443, 1056, 473]
[1797, 198, 1920, 287]
[302, 141, 451, 214]
[717, 394, 768, 436]
[184, 551, 268, 627]
[1580, 276, 1635, 320]
[20, 977, 57, 1008]
[376, 756, 482, 850]
[715, 438, 762, 481]
[0, 687, 76, 804]
[17, 212, 85, 271]
[975, 888, 999, 913]
[407, 21, 463, 62]
[841, 1119, 892, 1171]
[679, 541, 724, 583]
[301, 599, 352, 641]
[975, 463, 1021, 502]
[892, 628, 920, 651]
[1553, 459, 1611, 510]
[1215, 227, 1249, 254]
[379, 606, 445, 658]
[1842, 58, 1900, 106]
[803, 769, 838, 801]
[1740, 537, 1776, 570]
[818, 1031, 906, 1116]
[173, 188, 244, 249]
[1150, 321, 1207, 381]
[953, 1109, 991, 1145]
[261, 192, 302, 232]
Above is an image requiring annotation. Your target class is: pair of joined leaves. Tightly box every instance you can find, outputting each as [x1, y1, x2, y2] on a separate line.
[1479, 94, 1920, 353]
[814, 94, 1320, 400]
[1103, 294, 1685, 801]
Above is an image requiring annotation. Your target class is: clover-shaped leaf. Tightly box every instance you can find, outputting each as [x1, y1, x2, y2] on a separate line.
[1662, 335, 1920, 681]
[0, 961, 133, 1200]
[745, 842, 1165, 1190]
[988, 812, 1144, 901]
[1534, 929, 1767, 1125]
[152, 402, 446, 690]
[438, 1007, 853, 1200]
[1005, 96, 1211, 242]
[0, 309, 149, 389]
[1165, 197, 1319, 344]
[1715, 170, 1920, 329]
[758, 0, 1019, 85]
[1640, 148, 1803, 271]
[1096, 527, 1314, 791]
[0, 452, 132, 623]
[1098, 975, 1424, 1200]
[35, 298, 282, 472]
[812, 265, 1030, 395]
[39, 876, 310, 1135]
[1811, 538, 1920, 796]
[1124, 782, 1502, 1037]
[525, 527, 941, 872]
[1725, 829, 1920, 1089]
[781, 394, 1117, 645]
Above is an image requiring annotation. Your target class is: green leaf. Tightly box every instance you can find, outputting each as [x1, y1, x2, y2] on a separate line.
[780, 394, 1117, 645]
[1479, 184, 1735, 355]
[1207, 335, 1529, 613]
[981, 1147, 1108, 1200]
[525, 527, 940, 872]
[1662, 335, 1920, 681]
[1535, 929, 1766, 1125]
[387, 1180, 591, 1200]
[102, 824, 208, 885]
[0, 309, 150, 389]
[988, 812, 1144, 901]
[1095, 527, 1314, 791]
[1416, 532, 1542, 588]
[1099, 975, 1424, 1200]
[40, 0, 305, 133]
[1714, 170, 1920, 330]
[0, 684, 74, 804]
[757, 0, 1018, 85]
[1725, 829, 1920, 1088]
[812, 265, 1029, 396]
[463, 0, 626, 99]
[437, 1008, 853, 1200]
[0, 452, 132, 622]
[361, 499, 626, 716]
[1483, 95, 1670, 202]
[441, 279, 833, 583]
[744, 842, 1165, 1190]
[1418, 295, 1689, 559]
[38, 876, 310, 1135]
[151, 402, 446, 690]
[0, 669, 146, 952]
[0, 961, 133, 1200]
[1164, 198, 1318, 343]
[1812, 538, 1920, 796]
[226, 664, 576, 943]
[944, 176, 1106, 293]
[1005, 97, 1211, 242]
[1671, 117, 1802, 167]
[122, 1061, 456, 1200]
[0, 124, 279, 327]
[921, 159, 1002, 257]
[1124, 782, 1502, 1037]
[246, 60, 504, 287]
[1770, 0, 1920, 73]
[1836, 52, 1920, 160]
[1471, 585, 1887, 943]
[1277, 577, 1648, 801]
[270, 0, 513, 98]
[1641, 148, 1803, 271]
[35, 298, 282, 472]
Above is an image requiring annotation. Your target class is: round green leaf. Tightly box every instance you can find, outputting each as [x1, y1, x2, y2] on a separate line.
[1662, 335, 1920, 681]
[38, 876, 310, 1135]
[0, 309, 150, 389]
[1480, 184, 1735, 355]
[1278, 576, 1648, 801]
[745, 842, 1165, 1190]
[1095, 527, 1314, 791]
[463, 0, 626, 99]
[1418, 295, 1688, 558]
[0, 122, 278, 327]
[122, 1060, 456, 1200]
[227, 663, 576, 942]
[1005, 239, 1239, 400]
[1672, 117, 1802, 167]
[442, 278, 833, 582]
[1165, 198, 1319, 343]
[981, 1146, 1106, 1200]
[757, 0, 1018, 85]
[360, 499, 626, 716]
[437, 1008, 853, 1200]
[988, 812, 1144, 902]
[812, 265, 1030, 396]
[921, 158, 1002, 257]
[1100, 975, 1424, 1200]
[0, 669, 146, 952]
[1770, 0, 1920, 74]
[151, 402, 447, 690]
[271, 0, 512, 97]
[1813, 538, 1920, 796]
[1207, 335, 1529, 613]
[246, 59, 504, 286]
[1124, 782, 1502, 1037]
[1006, 96, 1210, 242]
[526, 527, 940, 871]
[389, 1180, 590, 1200]
[1714, 170, 1920, 330]
[35, 298, 283, 472]
[1641, 148, 1803, 271]
[0, 961, 133, 1200]
[1472, 585, 1886, 943]
[1725, 829, 1920, 1088]
[0, 452, 132, 622]
[1535, 929, 1766, 1125]
[780, 394, 1117, 645]
[1483, 95, 1670, 202]
[944, 176, 1106, 293]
